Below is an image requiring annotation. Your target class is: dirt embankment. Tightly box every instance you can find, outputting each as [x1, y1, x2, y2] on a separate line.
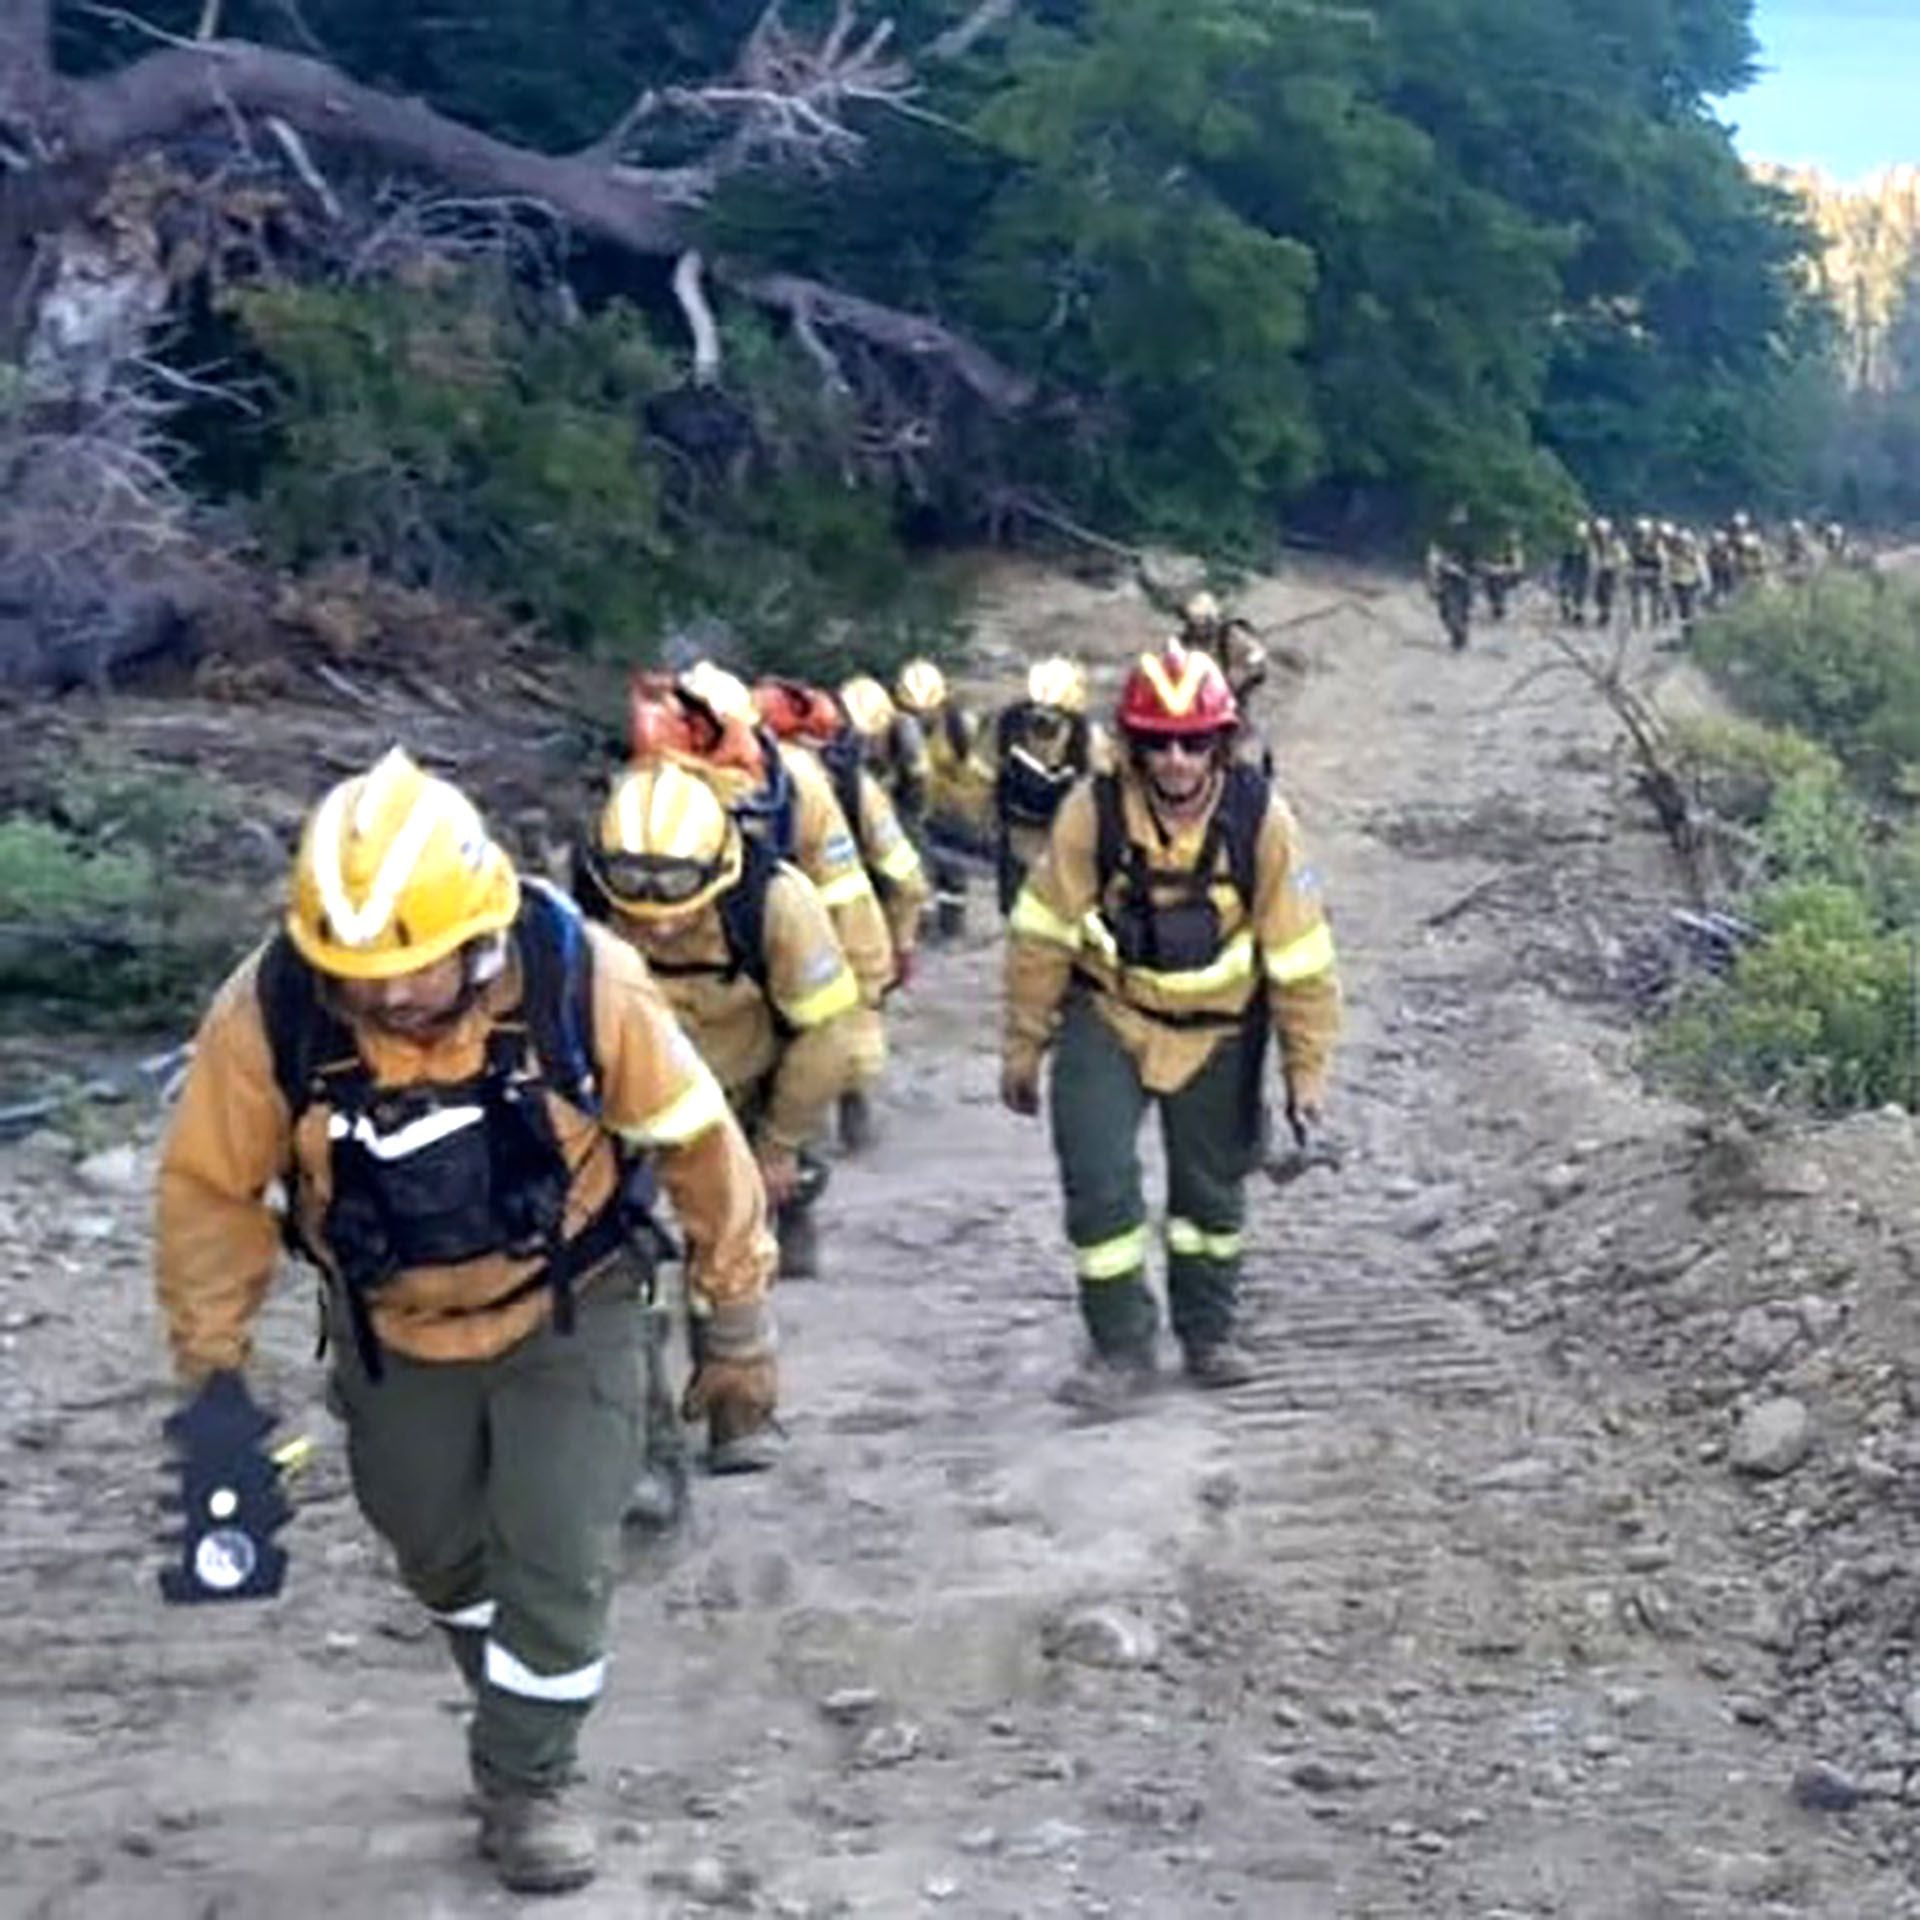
[4, 558, 1920, 1918]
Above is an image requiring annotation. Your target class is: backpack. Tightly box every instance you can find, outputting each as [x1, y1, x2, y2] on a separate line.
[257, 880, 653, 1380]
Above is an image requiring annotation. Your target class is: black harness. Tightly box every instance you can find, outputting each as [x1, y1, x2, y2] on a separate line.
[1081, 763, 1267, 1028]
[996, 702, 1091, 831]
[257, 883, 650, 1382]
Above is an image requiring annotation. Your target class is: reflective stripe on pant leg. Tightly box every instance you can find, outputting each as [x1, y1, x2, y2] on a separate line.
[1076, 1223, 1152, 1281]
[1160, 1034, 1255, 1351]
[473, 1284, 644, 1789]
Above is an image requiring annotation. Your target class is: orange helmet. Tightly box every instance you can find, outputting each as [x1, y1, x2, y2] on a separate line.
[1115, 640, 1238, 738]
[628, 672, 768, 791]
[754, 678, 843, 748]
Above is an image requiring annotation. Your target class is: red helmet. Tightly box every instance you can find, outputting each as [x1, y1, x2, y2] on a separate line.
[1116, 640, 1238, 737]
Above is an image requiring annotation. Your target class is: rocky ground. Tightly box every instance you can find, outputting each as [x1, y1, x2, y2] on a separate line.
[4, 557, 1920, 1917]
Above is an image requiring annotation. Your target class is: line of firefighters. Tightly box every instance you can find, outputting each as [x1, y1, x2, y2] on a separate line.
[150, 588, 1335, 1893]
[1426, 510, 1859, 650]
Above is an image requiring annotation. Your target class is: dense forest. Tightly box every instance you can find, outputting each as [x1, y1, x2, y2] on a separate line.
[0, 0, 1882, 667]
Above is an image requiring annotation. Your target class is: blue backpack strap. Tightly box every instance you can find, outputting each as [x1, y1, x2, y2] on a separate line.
[514, 879, 600, 1118]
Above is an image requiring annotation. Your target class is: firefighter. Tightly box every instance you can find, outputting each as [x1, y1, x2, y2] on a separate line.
[839, 673, 931, 824]
[1706, 522, 1737, 607]
[1663, 522, 1708, 636]
[1479, 529, 1525, 623]
[155, 749, 774, 1894]
[1003, 642, 1341, 1409]
[1782, 517, 1816, 583]
[992, 655, 1100, 915]
[1627, 516, 1666, 629]
[1732, 512, 1771, 588]
[1557, 520, 1592, 625]
[1426, 512, 1475, 650]
[1179, 591, 1270, 708]
[666, 662, 896, 1155]
[1180, 589, 1275, 774]
[1589, 517, 1626, 629]
[894, 655, 993, 938]
[583, 760, 860, 1281]
[755, 676, 933, 992]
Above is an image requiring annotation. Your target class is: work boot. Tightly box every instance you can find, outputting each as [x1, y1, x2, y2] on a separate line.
[708, 1401, 781, 1476]
[1183, 1339, 1258, 1390]
[1053, 1347, 1157, 1419]
[935, 895, 966, 942]
[476, 1783, 597, 1895]
[838, 1089, 878, 1154]
[622, 1461, 688, 1533]
[776, 1202, 820, 1280]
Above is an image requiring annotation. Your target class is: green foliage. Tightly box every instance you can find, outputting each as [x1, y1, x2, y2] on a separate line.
[0, 765, 259, 1029]
[1691, 573, 1920, 797]
[1667, 710, 1842, 825]
[1657, 572, 1920, 1113]
[70, 0, 1842, 553]
[231, 277, 955, 665]
[1654, 882, 1912, 1113]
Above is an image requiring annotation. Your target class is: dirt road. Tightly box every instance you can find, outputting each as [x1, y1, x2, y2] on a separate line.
[3, 563, 1915, 1917]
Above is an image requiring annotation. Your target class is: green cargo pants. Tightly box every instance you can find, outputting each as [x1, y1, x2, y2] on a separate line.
[328, 1273, 644, 1792]
[1047, 994, 1259, 1358]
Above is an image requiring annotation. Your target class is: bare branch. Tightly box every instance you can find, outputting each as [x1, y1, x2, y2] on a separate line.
[927, 0, 1019, 63]
[727, 268, 1034, 413]
[673, 250, 721, 388]
[62, 41, 703, 254]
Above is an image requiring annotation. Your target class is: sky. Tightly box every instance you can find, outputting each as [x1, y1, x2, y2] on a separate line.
[1727, 0, 1920, 178]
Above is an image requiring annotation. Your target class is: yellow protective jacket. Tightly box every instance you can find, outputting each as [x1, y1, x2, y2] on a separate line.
[851, 766, 931, 961]
[923, 702, 995, 841]
[156, 924, 773, 1382]
[780, 740, 895, 1008]
[607, 861, 862, 1151]
[1005, 765, 1341, 1103]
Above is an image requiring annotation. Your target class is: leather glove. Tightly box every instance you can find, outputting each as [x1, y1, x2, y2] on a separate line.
[892, 946, 917, 993]
[1001, 1058, 1041, 1117]
[1286, 1097, 1322, 1149]
[755, 1143, 802, 1209]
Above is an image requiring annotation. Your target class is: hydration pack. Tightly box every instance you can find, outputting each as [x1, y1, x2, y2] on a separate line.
[257, 881, 653, 1382]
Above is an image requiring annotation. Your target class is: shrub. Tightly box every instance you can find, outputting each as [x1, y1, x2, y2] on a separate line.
[1690, 572, 1920, 797]
[230, 277, 961, 673]
[0, 763, 261, 1029]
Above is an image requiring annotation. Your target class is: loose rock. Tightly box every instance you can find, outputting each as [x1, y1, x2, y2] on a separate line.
[1732, 1398, 1812, 1478]
[1043, 1604, 1160, 1670]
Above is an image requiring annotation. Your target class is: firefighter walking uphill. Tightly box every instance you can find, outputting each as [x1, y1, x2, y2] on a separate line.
[651, 662, 899, 1154]
[993, 654, 1102, 915]
[1003, 642, 1342, 1412]
[581, 760, 862, 1289]
[154, 748, 774, 1894]
[894, 655, 994, 937]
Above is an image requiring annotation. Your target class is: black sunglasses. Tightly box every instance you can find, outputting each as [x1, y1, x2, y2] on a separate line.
[1132, 730, 1223, 757]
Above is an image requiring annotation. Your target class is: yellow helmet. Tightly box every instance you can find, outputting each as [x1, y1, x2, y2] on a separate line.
[1026, 655, 1087, 715]
[1182, 591, 1223, 633]
[839, 674, 896, 741]
[677, 659, 757, 728]
[288, 748, 519, 980]
[894, 657, 948, 717]
[592, 762, 742, 921]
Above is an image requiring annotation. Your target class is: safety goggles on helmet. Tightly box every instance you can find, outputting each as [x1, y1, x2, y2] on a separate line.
[594, 850, 726, 909]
